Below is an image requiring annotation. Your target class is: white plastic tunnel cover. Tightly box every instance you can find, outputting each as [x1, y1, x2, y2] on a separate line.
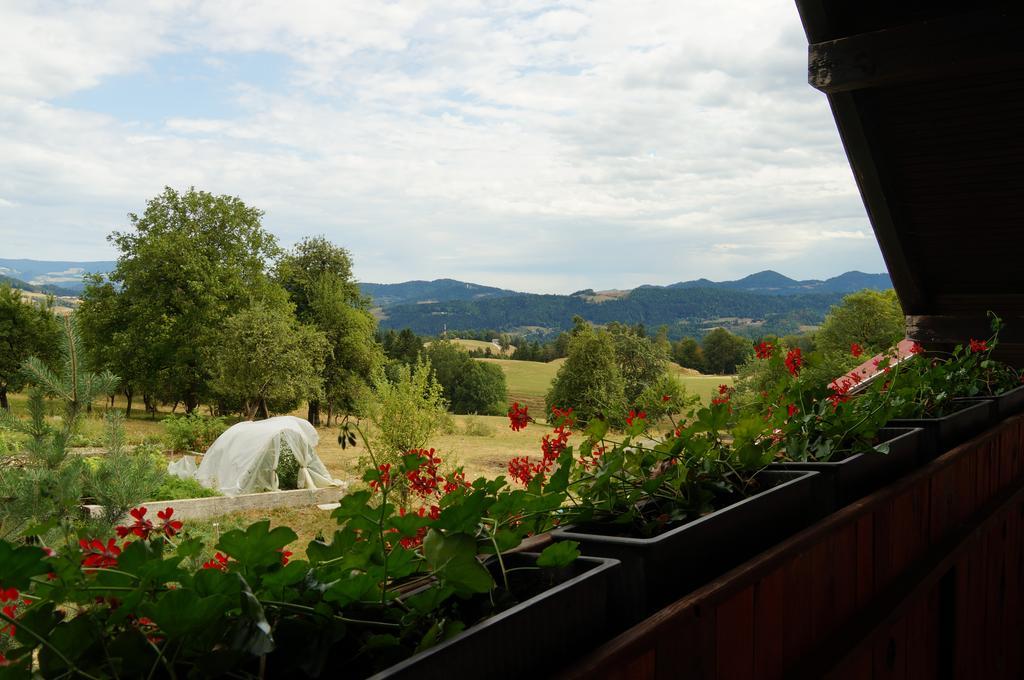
[170, 416, 340, 496]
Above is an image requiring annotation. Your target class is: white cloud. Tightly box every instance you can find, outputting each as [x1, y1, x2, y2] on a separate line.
[0, 0, 884, 292]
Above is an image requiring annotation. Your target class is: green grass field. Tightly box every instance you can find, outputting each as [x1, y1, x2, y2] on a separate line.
[477, 357, 733, 412]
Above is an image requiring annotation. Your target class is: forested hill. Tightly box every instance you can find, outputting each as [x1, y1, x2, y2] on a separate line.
[377, 286, 851, 339]
[665, 270, 892, 295]
[359, 279, 518, 307]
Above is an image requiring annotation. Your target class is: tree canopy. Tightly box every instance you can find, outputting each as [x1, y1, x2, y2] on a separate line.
[0, 286, 61, 410]
[701, 328, 752, 375]
[546, 323, 627, 425]
[425, 340, 507, 415]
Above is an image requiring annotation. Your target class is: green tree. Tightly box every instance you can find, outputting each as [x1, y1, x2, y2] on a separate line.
[672, 337, 706, 373]
[0, 316, 119, 537]
[0, 285, 61, 410]
[275, 237, 382, 425]
[90, 186, 281, 413]
[363, 358, 448, 467]
[546, 324, 627, 426]
[425, 340, 507, 415]
[383, 328, 424, 365]
[209, 300, 328, 420]
[815, 289, 905, 355]
[701, 328, 752, 375]
[608, 324, 669, 404]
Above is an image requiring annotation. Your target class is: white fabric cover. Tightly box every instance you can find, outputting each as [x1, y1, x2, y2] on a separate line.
[187, 416, 339, 496]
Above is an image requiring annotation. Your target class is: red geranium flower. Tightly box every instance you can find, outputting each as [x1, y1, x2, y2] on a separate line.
[508, 402, 530, 431]
[910, 342, 924, 355]
[784, 348, 803, 377]
[157, 507, 183, 538]
[969, 338, 988, 353]
[116, 506, 154, 539]
[202, 552, 229, 571]
[661, 394, 671, 402]
[625, 410, 646, 426]
[787, 403, 799, 418]
[754, 341, 773, 360]
[79, 538, 121, 569]
[850, 343, 863, 358]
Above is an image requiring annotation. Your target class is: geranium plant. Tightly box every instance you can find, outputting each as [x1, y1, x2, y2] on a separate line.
[0, 434, 580, 679]
[506, 397, 776, 538]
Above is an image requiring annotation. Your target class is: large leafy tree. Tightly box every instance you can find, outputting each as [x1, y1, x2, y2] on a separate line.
[701, 328, 752, 375]
[275, 237, 382, 425]
[80, 187, 281, 413]
[425, 340, 507, 415]
[546, 323, 627, 426]
[209, 299, 328, 420]
[607, 323, 669, 404]
[815, 289, 905, 356]
[0, 286, 61, 410]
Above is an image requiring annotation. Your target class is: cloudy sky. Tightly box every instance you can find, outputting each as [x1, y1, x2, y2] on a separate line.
[0, 1, 885, 293]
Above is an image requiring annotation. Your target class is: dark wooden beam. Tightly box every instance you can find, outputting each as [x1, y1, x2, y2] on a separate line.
[809, 9, 1024, 94]
[826, 92, 929, 312]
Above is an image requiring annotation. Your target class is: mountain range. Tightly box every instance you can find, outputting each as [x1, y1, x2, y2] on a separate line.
[1, 259, 892, 339]
[0, 259, 116, 294]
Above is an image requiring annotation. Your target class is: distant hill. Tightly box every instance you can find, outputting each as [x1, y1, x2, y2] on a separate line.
[0, 259, 115, 294]
[663, 268, 888, 294]
[378, 286, 848, 339]
[667, 270, 892, 295]
[359, 279, 518, 308]
[0, 273, 79, 296]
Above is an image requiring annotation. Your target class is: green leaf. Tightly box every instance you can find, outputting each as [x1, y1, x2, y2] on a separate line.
[422, 530, 493, 594]
[142, 589, 228, 638]
[37, 615, 100, 677]
[0, 544, 50, 589]
[216, 521, 297, 568]
[537, 541, 580, 568]
[433, 490, 488, 534]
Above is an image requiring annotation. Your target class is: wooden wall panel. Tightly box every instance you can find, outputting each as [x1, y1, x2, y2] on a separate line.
[559, 417, 1024, 680]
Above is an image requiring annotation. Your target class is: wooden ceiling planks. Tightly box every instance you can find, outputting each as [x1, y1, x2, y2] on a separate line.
[795, 2, 1024, 364]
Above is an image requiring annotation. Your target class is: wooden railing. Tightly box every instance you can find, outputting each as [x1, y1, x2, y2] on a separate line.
[559, 415, 1024, 678]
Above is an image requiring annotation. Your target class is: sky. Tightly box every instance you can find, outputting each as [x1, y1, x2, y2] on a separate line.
[0, 1, 886, 293]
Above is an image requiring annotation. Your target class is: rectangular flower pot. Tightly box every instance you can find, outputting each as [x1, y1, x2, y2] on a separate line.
[886, 399, 994, 461]
[549, 469, 820, 624]
[369, 553, 620, 680]
[767, 427, 922, 511]
[957, 384, 1024, 422]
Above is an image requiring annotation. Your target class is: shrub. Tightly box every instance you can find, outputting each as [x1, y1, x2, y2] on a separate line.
[164, 413, 228, 453]
[148, 475, 221, 501]
[85, 419, 165, 529]
[462, 416, 495, 437]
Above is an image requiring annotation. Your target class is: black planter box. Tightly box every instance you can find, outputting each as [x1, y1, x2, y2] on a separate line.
[887, 399, 993, 461]
[767, 427, 922, 511]
[369, 553, 620, 680]
[548, 469, 820, 623]
[957, 384, 1024, 422]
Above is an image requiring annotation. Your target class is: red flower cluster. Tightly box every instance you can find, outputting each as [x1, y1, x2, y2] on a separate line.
[278, 549, 293, 566]
[755, 341, 774, 360]
[508, 402, 530, 431]
[407, 448, 469, 500]
[785, 348, 803, 376]
[626, 410, 646, 427]
[407, 449, 442, 498]
[395, 505, 441, 549]
[116, 507, 182, 541]
[787, 403, 799, 418]
[850, 343, 863, 358]
[507, 456, 535, 485]
[507, 407, 575, 484]
[368, 464, 392, 492]
[827, 377, 855, 411]
[202, 552, 229, 571]
[661, 394, 671, 403]
[910, 342, 925, 355]
[1, 587, 28, 637]
[969, 338, 989, 353]
[80, 538, 122, 569]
